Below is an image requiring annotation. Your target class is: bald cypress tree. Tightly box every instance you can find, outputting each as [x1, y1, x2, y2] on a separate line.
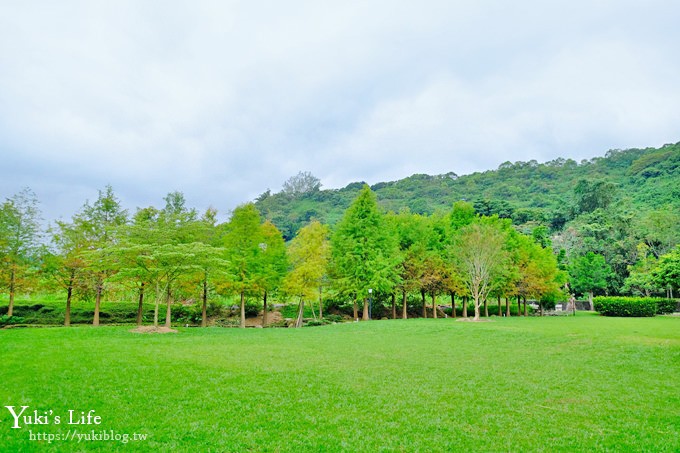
[330, 185, 399, 320]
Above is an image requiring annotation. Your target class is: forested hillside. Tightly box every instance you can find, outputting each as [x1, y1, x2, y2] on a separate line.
[1, 142, 678, 327]
[255, 143, 680, 241]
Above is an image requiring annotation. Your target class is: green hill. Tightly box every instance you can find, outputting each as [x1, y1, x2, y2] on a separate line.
[255, 142, 680, 240]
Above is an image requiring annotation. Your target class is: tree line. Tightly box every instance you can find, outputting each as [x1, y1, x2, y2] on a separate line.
[1, 183, 678, 327]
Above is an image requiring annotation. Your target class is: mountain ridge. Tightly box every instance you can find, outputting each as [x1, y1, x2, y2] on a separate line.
[255, 142, 680, 240]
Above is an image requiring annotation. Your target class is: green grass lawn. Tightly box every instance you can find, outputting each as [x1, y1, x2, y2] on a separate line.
[1, 315, 679, 452]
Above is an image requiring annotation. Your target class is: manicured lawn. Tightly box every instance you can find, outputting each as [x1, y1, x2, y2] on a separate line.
[1, 314, 679, 451]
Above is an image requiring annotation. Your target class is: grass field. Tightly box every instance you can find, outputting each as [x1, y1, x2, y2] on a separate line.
[1, 314, 679, 452]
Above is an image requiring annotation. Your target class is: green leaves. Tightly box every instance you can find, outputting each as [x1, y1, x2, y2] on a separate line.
[284, 220, 329, 302]
[330, 185, 399, 298]
[569, 252, 612, 297]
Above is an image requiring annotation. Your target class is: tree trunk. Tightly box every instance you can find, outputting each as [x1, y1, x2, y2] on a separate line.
[517, 295, 522, 317]
[462, 296, 468, 318]
[353, 298, 358, 320]
[319, 286, 323, 320]
[484, 298, 488, 317]
[153, 282, 161, 327]
[65, 279, 73, 327]
[432, 294, 437, 319]
[240, 291, 246, 328]
[294, 298, 305, 328]
[391, 293, 396, 319]
[7, 266, 16, 317]
[523, 296, 527, 317]
[201, 278, 208, 327]
[539, 300, 543, 317]
[498, 295, 502, 316]
[402, 291, 408, 319]
[362, 298, 369, 321]
[262, 290, 268, 328]
[165, 286, 172, 328]
[93, 279, 103, 327]
[450, 292, 456, 319]
[310, 297, 317, 320]
[137, 282, 145, 326]
[588, 291, 594, 311]
[473, 296, 480, 321]
[505, 297, 510, 317]
[421, 289, 427, 318]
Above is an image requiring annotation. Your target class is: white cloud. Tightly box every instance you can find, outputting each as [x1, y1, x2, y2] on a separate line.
[0, 1, 678, 221]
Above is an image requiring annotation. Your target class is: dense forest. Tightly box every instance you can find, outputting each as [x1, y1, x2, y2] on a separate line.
[256, 143, 680, 239]
[256, 143, 680, 296]
[1, 143, 679, 327]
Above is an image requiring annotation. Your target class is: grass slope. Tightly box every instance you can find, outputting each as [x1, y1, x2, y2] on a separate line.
[1, 315, 679, 452]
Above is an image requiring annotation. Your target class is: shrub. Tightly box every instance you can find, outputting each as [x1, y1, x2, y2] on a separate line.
[244, 300, 261, 318]
[656, 299, 678, 315]
[172, 304, 203, 324]
[593, 297, 657, 317]
[323, 314, 344, 323]
[0, 315, 25, 325]
[324, 298, 354, 317]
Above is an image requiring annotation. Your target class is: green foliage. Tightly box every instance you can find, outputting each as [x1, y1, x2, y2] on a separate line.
[653, 246, 680, 291]
[0, 314, 25, 325]
[593, 297, 659, 317]
[573, 179, 617, 214]
[222, 203, 265, 293]
[569, 252, 611, 298]
[243, 300, 261, 317]
[330, 185, 399, 299]
[656, 299, 678, 315]
[255, 144, 680, 241]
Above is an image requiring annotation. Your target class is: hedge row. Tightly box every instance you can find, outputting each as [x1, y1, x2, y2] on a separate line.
[593, 297, 676, 317]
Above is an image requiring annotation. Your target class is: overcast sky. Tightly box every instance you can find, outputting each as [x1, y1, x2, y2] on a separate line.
[1, 1, 679, 223]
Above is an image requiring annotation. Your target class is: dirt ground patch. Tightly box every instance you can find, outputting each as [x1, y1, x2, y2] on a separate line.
[244, 310, 284, 327]
[129, 326, 178, 334]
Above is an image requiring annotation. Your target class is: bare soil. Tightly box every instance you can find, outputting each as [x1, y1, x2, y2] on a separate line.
[129, 326, 178, 334]
[244, 310, 284, 327]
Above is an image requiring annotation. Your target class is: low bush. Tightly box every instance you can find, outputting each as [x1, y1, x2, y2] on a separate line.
[304, 319, 331, 327]
[0, 315, 25, 325]
[657, 299, 678, 315]
[323, 314, 344, 323]
[244, 300, 261, 318]
[593, 297, 657, 317]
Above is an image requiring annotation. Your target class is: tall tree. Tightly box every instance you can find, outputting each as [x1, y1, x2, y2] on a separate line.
[282, 171, 322, 196]
[0, 188, 42, 317]
[222, 203, 264, 328]
[74, 186, 128, 326]
[194, 208, 229, 327]
[330, 185, 399, 320]
[257, 220, 288, 327]
[283, 221, 330, 327]
[652, 246, 680, 299]
[569, 252, 611, 310]
[453, 221, 508, 321]
[387, 210, 428, 319]
[47, 218, 89, 326]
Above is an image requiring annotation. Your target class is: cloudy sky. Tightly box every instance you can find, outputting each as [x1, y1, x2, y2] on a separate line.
[1, 1, 679, 222]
